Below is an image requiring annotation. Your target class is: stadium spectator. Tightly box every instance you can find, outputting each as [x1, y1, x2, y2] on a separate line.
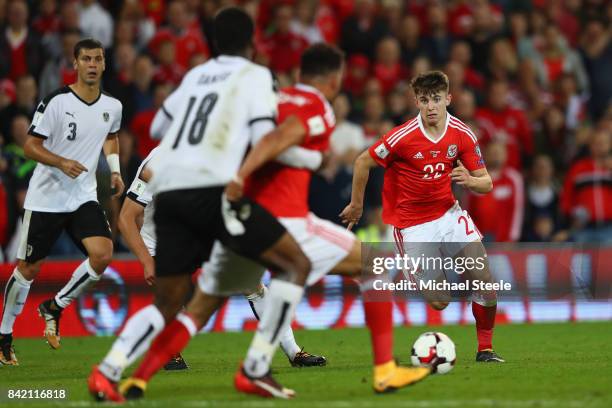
[560, 130, 612, 243]
[544, 0, 580, 47]
[523, 154, 561, 241]
[555, 73, 587, 132]
[105, 41, 137, 88]
[152, 38, 185, 85]
[116, 1, 156, 51]
[42, 1, 81, 60]
[379, 0, 403, 36]
[290, 0, 324, 45]
[148, 0, 209, 70]
[373, 37, 407, 96]
[529, 22, 589, 92]
[108, 53, 154, 126]
[343, 54, 370, 99]
[129, 82, 171, 158]
[78, 0, 114, 49]
[361, 93, 388, 143]
[4, 114, 34, 211]
[475, 80, 534, 170]
[398, 14, 426, 67]
[508, 11, 529, 52]
[422, 3, 453, 67]
[466, 0, 504, 75]
[468, 141, 524, 242]
[579, 18, 612, 121]
[451, 89, 482, 141]
[0, 75, 37, 145]
[260, 4, 308, 76]
[444, 60, 467, 98]
[140, 0, 166, 26]
[387, 86, 409, 125]
[486, 37, 519, 81]
[118, 129, 142, 185]
[449, 40, 485, 94]
[0, 79, 16, 111]
[340, 0, 388, 59]
[0, 0, 44, 81]
[38, 28, 80, 98]
[32, 0, 61, 37]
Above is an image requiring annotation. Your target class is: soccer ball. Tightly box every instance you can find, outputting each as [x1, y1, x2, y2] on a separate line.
[410, 332, 456, 374]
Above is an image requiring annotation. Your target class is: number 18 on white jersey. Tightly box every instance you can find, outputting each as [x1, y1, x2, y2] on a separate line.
[149, 55, 277, 194]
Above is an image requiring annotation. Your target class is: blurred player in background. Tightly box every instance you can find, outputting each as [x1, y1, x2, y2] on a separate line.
[88, 8, 312, 401]
[0, 38, 123, 365]
[341, 71, 505, 363]
[119, 43, 430, 400]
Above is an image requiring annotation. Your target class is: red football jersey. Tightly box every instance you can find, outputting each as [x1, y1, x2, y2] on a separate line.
[245, 84, 335, 217]
[369, 114, 486, 229]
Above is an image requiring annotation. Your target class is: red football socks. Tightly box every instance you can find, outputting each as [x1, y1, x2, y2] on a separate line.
[472, 302, 496, 351]
[133, 314, 196, 381]
[363, 300, 394, 365]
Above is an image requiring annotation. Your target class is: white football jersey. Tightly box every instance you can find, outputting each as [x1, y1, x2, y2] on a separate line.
[148, 55, 277, 193]
[126, 147, 158, 256]
[25, 86, 122, 212]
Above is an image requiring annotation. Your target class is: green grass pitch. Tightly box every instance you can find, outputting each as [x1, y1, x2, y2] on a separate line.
[1, 322, 611, 408]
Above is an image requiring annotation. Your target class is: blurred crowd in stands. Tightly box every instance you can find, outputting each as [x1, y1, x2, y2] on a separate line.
[0, 0, 610, 260]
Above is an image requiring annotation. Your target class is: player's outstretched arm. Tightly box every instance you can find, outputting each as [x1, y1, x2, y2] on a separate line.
[340, 150, 379, 229]
[24, 136, 88, 178]
[225, 115, 307, 200]
[450, 161, 493, 194]
[103, 133, 125, 198]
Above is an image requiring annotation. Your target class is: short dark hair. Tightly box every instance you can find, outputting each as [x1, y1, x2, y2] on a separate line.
[73, 38, 104, 59]
[300, 43, 344, 78]
[214, 7, 254, 55]
[410, 71, 449, 96]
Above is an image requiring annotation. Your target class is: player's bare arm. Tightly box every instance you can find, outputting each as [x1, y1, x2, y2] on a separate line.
[119, 167, 155, 285]
[103, 133, 125, 198]
[339, 150, 379, 229]
[450, 161, 493, 193]
[225, 115, 307, 201]
[23, 136, 88, 178]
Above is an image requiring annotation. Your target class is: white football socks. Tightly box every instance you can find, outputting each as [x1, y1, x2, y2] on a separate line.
[244, 279, 303, 377]
[99, 305, 165, 381]
[54, 259, 101, 309]
[246, 285, 302, 360]
[0, 268, 32, 334]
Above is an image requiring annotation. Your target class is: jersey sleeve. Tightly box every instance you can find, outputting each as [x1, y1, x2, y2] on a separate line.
[28, 97, 59, 140]
[367, 125, 406, 168]
[246, 68, 278, 140]
[110, 101, 123, 133]
[295, 103, 329, 143]
[126, 173, 151, 207]
[458, 127, 486, 171]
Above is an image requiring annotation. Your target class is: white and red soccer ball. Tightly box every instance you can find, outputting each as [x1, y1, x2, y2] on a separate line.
[411, 332, 456, 374]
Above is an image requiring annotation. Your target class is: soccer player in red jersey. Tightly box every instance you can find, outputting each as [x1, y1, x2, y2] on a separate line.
[118, 44, 430, 400]
[341, 71, 505, 363]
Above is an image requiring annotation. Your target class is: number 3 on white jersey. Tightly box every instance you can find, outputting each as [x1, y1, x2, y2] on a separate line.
[423, 163, 444, 179]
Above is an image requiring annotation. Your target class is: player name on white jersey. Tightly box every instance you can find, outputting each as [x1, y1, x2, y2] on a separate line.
[149, 55, 277, 194]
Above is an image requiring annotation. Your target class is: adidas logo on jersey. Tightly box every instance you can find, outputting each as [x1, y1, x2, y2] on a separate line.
[413, 152, 424, 159]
